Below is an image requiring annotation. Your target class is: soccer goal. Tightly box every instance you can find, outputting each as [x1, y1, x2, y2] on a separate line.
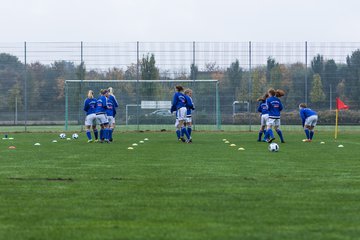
[64, 79, 220, 131]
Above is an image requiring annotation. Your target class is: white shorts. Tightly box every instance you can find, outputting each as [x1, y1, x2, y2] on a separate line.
[185, 115, 192, 124]
[260, 114, 268, 126]
[96, 113, 109, 125]
[176, 107, 187, 121]
[85, 113, 97, 126]
[174, 118, 179, 128]
[305, 115, 318, 127]
[107, 116, 115, 126]
[267, 118, 281, 127]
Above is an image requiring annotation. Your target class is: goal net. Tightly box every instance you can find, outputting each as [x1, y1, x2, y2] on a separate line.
[64, 80, 220, 131]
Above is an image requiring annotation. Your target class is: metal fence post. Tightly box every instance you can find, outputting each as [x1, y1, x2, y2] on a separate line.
[305, 41, 308, 105]
[24, 41, 27, 132]
[248, 41, 252, 131]
[136, 41, 140, 131]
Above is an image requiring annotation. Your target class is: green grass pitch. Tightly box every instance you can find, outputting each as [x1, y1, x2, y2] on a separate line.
[1, 130, 360, 240]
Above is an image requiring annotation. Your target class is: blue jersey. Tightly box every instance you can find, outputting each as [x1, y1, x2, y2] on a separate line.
[83, 98, 97, 115]
[266, 96, 283, 119]
[106, 99, 115, 117]
[95, 95, 108, 114]
[107, 95, 118, 117]
[257, 101, 269, 115]
[185, 95, 195, 115]
[299, 108, 317, 126]
[171, 92, 187, 111]
[108, 95, 119, 108]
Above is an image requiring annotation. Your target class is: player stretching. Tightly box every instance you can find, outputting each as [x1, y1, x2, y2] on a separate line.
[171, 85, 190, 142]
[83, 90, 98, 143]
[299, 103, 318, 142]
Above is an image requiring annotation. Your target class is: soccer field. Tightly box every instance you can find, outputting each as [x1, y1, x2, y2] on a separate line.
[1, 131, 360, 240]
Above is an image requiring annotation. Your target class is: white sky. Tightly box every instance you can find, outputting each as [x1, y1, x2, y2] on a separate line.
[1, 0, 360, 42]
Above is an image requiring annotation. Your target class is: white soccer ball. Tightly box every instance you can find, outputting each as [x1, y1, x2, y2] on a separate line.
[59, 133, 66, 139]
[72, 133, 79, 139]
[268, 143, 279, 152]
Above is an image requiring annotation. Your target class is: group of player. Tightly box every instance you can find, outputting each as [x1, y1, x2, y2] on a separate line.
[84, 84, 195, 144]
[171, 85, 195, 143]
[257, 88, 318, 143]
[83, 85, 318, 145]
[83, 87, 119, 143]
[171, 85, 319, 145]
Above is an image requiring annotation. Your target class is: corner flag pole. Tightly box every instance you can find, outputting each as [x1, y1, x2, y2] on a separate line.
[335, 108, 339, 139]
[335, 97, 349, 139]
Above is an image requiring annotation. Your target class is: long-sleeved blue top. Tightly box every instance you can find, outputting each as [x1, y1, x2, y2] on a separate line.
[108, 95, 119, 108]
[95, 95, 108, 114]
[83, 98, 97, 115]
[171, 92, 187, 112]
[107, 95, 118, 117]
[299, 107, 317, 126]
[106, 100, 115, 117]
[257, 101, 269, 115]
[266, 96, 283, 118]
[185, 95, 195, 115]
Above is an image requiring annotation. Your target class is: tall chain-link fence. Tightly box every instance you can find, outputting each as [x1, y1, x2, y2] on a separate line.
[0, 42, 359, 132]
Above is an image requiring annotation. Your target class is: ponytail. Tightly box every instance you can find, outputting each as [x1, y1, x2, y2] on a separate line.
[87, 90, 94, 98]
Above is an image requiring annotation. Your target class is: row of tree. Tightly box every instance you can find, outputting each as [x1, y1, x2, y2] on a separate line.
[1, 49, 359, 116]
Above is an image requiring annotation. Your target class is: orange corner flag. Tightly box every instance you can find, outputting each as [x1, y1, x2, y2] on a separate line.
[336, 97, 349, 110]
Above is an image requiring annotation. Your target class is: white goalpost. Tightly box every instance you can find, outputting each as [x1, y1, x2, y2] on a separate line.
[64, 79, 220, 131]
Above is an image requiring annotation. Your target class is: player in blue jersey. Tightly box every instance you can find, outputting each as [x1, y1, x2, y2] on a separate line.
[95, 89, 110, 143]
[274, 89, 286, 143]
[171, 85, 190, 143]
[264, 88, 285, 143]
[105, 97, 115, 142]
[83, 90, 99, 143]
[299, 103, 318, 142]
[107, 87, 119, 142]
[256, 93, 269, 142]
[184, 88, 195, 143]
